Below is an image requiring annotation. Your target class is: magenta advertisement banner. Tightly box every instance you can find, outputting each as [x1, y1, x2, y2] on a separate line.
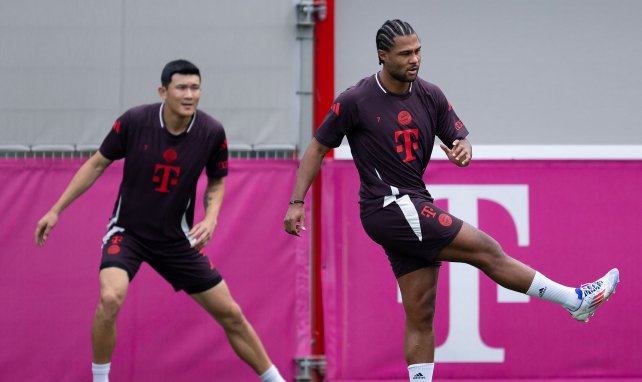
[0, 159, 309, 381]
[320, 160, 642, 381]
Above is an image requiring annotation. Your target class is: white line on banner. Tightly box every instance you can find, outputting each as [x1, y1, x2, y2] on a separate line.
[333, 145, 642, 160]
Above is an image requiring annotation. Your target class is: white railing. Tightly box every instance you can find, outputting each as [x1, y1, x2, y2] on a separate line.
[0, 144, 299, 160]
[334, 145, 642, 160]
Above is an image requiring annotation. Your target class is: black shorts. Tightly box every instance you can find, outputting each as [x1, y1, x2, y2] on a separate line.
[361, 195, 463, 279]
[100, 231, 223, 294]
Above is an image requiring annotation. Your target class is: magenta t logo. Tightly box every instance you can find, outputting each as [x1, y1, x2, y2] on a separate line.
[395, 129, 419, 162]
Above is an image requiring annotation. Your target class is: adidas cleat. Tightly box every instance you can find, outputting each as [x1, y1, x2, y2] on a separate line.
[567, 268, 619, 322]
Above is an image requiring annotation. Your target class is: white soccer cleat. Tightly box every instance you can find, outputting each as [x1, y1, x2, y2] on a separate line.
[567, 268, 619, 322]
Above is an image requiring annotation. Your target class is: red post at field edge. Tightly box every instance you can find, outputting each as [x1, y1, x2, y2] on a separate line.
[312, 0, 334, 365]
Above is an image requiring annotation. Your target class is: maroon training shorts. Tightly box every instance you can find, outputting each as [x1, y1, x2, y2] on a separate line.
[361, 196, 463, 278]
[100, 231, 223, 294]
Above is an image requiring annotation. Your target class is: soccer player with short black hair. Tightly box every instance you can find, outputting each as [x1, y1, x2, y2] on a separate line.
[35, 59, 285, 382]
[284, 19, 619, 382]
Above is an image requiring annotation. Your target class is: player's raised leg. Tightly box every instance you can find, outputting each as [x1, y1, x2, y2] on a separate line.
[191, 281, 285, 382]
[92, 267, 130, 382]
[437, 222, 618, 321]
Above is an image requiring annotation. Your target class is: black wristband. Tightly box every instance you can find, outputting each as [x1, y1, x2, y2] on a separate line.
[289, 199, 305, 205]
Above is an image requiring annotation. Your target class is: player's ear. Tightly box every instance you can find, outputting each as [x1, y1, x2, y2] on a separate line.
[158, 86, 167, 101]
[377, 49, 387, 65]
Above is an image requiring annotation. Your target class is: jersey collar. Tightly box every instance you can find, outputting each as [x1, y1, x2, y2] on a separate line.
[158, 103, 196, 134]
[374, 72, 413, 95]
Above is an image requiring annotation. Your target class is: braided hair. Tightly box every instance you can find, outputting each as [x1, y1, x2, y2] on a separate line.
[376, 19, 416, 64]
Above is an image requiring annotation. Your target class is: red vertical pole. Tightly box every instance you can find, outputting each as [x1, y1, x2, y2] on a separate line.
[312, 0, 334, 364]
[314, 0, 335, 159]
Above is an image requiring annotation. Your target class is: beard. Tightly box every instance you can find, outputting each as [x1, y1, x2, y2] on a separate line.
[388, 58, 419, 83]
[389, 67, 418, 83]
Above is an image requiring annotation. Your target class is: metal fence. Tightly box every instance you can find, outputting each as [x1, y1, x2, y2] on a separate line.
[0, 145, 298, 160]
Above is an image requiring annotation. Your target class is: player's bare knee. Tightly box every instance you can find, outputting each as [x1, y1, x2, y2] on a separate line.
[405, 303, 435, 331]
[217, 302, 247, 332]
[97, 290, 125, 320]
[476, 235, 506, 270]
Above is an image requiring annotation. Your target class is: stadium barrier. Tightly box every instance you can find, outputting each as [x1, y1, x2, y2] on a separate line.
[319, 159, 642, 381]
[0, 159, 309, 381]
[1, 157, 641, 381]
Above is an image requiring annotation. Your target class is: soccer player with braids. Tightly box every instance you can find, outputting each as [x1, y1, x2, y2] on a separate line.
[284, 19, 619, 382]
[36, 59, 286, 382]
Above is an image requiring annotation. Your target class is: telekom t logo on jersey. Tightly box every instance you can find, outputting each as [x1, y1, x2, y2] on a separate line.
[395, 129, 419, 162]
[153, 164, 180, 193]
[153, 148, 180, 193]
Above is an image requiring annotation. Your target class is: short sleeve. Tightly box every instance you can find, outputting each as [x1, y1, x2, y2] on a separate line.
[434, 87, 469, 148]
[99, 112, 129, 160]
[205, 129, 228, 179]
[314, 92, 356, 148]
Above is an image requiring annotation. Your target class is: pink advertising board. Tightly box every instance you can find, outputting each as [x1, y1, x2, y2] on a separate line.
[320, 160, 642, 381]
[0, 159, 309, 381]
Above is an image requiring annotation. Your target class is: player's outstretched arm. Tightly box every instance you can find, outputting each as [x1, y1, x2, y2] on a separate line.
[284, 138, 332, 237]
[189, 177, 224, 249]
[34, 151, 113, 246]
[439, 138, 472, 167]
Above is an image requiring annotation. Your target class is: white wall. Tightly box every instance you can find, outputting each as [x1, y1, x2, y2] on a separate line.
[0, 0, 301, 148]
[2, 1, 641, 149]
[335, 0, 642, 145]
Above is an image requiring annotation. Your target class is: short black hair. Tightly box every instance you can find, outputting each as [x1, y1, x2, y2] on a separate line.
[376, 19, 416, 64]
[160, 59, 200, 87]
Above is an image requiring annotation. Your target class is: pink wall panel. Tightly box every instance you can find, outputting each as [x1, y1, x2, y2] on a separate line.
[320, 160, 642, 381]
[0, 159, 309, 381]
[3, 158, 641, 381]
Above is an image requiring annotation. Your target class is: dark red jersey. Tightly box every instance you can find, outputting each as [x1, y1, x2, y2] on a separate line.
[99, 103, 228, 242]
[315, 74, 469, 216]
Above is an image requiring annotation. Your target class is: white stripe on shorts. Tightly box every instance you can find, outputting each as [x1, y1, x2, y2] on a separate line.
[394, 194, 422, 241]
[376, 168, 422, 241]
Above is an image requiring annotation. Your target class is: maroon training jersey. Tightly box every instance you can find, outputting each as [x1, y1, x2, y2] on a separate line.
[315, 74, 469, 216]
[99, 103, 228, 242]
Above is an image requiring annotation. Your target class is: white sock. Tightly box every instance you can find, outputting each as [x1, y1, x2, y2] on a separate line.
[92, 362, 110, 382]
[259, 365, 285, 382]
[408, 363, 434, 381]
[526, 271, 581, 310]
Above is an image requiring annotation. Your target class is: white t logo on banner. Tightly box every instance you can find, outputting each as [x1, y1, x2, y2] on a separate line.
[398, 185, 530, 362]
